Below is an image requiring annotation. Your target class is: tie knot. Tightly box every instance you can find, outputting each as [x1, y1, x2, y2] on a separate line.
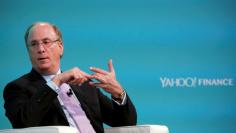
[60, 83, 71, 93]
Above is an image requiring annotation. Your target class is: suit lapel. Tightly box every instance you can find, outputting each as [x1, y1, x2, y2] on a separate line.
[29, 69, 68, 123]
[70, 84, 87, 107]
[53, 98, 68, 122]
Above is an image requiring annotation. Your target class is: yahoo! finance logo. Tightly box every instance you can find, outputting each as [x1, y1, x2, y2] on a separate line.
[160, 77, 234, 88]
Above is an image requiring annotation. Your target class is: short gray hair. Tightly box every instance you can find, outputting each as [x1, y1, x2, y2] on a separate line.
[24, 22, 63, 45]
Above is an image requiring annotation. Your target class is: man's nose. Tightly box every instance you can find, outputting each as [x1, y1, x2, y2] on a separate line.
[37, 43, 46, 53]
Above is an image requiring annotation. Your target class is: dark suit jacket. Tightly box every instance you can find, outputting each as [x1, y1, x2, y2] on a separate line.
[3, 69, 137, 133]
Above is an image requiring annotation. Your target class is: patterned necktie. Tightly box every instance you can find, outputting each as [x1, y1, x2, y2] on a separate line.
[58, 83, 96, 133]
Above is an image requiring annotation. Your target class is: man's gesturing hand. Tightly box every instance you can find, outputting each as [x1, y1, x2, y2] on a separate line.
[52, 67, 91, 86]
[89, 59, 124, 98]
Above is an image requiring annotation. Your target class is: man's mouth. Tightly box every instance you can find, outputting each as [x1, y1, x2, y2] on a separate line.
[38, 57, 49, 61]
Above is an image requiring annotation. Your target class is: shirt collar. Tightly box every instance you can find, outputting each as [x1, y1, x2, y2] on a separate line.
[42, 69, 61, 82]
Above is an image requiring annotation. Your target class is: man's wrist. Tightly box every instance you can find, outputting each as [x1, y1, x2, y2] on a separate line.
[112, 89, 125, 101]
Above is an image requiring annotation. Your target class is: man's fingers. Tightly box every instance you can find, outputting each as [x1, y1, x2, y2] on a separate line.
[68, 77, 87, 86]
[108, 59, 115, 73]
[81, 71, 92, 78]
[89, 82, 107, 89]
[71, 68, 90, 81]
[68, 69, 88, 85]
[68, 78, 82, 84]
[89, 67, 108, 75]
[90, 73, 106, 83]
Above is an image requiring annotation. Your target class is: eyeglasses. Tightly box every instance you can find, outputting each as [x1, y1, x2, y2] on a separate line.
[28, 39, 60, 48]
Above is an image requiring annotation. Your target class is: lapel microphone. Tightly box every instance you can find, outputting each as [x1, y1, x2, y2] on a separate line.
[67, 89, 73, 97]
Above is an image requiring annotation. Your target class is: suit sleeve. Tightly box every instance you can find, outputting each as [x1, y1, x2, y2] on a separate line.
[97, 89, 137, 127]
[3, 81, 58, 128]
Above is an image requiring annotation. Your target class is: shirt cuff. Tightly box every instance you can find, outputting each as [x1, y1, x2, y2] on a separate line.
[46, 80, 60, 93]
[112, 92, 127, 105]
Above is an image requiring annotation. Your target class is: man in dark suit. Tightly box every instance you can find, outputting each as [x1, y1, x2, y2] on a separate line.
[3, 22, 137, 133]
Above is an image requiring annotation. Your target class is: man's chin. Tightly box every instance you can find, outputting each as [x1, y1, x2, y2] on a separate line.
[36, 65, 52, 74]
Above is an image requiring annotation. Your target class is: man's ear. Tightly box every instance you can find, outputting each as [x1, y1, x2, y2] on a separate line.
[59, 42, 64, 58]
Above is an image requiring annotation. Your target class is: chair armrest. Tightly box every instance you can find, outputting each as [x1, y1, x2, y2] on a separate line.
[0, 126, 78, 133]
[105, 125, 169, 133]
